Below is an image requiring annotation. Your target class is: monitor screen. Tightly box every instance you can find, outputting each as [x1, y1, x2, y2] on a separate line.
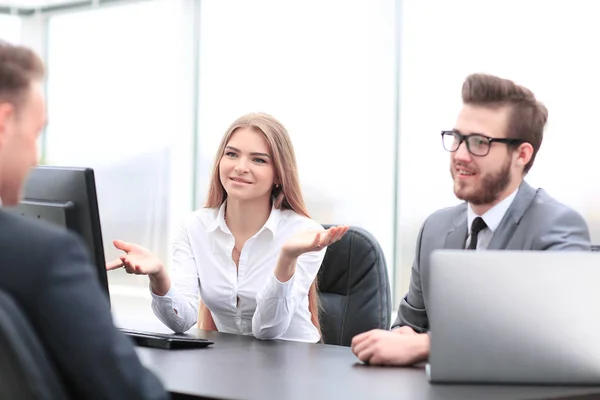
[5, 166, 110, 301]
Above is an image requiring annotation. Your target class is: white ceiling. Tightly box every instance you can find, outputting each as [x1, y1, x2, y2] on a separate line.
[0, 0, 88, 9]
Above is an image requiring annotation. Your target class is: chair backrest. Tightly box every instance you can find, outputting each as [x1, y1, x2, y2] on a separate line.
[317, 225, 391, 346]
[0, 289, 69, 400]
[592, 245, 600, 252]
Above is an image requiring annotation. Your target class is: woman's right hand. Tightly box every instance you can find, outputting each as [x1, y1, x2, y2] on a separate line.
[105, 239, 164, 276]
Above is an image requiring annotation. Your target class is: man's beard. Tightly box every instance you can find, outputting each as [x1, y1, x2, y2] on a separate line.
[451, 157, 512, 205]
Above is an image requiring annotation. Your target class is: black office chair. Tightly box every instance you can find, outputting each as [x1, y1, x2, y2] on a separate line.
[0, 289, 69, 400]
[317, 225, 392, 346]
[592, 245, 600, 252]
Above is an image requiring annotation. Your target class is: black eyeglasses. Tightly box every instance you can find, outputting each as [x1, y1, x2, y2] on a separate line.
[441, 130, 525, 157]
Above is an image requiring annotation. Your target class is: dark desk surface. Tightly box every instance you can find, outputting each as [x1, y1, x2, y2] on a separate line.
[123, 319, 600, 400]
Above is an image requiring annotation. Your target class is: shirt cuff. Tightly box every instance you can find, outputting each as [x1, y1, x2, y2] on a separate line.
[149, 285, 176, 300]
[150, 286, 185, 318]
[263, 273, 296, 299]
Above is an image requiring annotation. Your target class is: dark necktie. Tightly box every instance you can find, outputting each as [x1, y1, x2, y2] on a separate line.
[467, 217, 487, 250]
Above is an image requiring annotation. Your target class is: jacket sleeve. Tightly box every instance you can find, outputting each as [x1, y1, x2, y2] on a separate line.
[533, 207, 591, 251]
[392, 221, 429, 333]
[29, 231, 168, 400]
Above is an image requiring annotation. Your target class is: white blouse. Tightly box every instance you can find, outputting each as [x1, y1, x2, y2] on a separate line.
[150, 202, 326, 343]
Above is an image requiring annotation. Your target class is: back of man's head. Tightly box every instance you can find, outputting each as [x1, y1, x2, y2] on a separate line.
[0, 41, 46, 206]
[461, 73, 548, 173]
[0, 41, 45, 112]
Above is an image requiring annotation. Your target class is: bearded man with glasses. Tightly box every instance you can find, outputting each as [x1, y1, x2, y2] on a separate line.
[351, 73, 591, 367]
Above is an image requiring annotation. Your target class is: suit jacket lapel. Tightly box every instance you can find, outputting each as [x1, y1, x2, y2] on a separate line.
[444, 208, 468, 249]
[488, 180, 539, 250]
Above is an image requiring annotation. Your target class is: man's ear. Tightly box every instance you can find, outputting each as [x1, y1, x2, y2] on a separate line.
[514, 142, 533, 168]
[0, 102, 15, 147]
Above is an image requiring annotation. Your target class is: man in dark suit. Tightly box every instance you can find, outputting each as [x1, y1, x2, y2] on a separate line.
[351, 73, 591, 366]
[0, 42, 168, 399]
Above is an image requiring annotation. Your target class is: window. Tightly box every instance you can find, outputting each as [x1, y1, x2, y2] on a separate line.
[195, 0, 397, 283]
[397, 0, 600, 301]
[0, 14, 21, 43]
[45, 0, 194, 314]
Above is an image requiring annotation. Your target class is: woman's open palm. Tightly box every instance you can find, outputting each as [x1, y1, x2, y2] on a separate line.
[105, 240, 163, 276]
[282, 225, 349, 258]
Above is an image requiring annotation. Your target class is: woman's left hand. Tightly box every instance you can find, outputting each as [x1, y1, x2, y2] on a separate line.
[282, 225, 349, 259]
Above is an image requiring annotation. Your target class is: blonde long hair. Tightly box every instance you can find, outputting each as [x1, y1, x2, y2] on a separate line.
[204, 112, 321, 335]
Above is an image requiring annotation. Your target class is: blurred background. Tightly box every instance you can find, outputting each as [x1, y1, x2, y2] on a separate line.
[1, 0, 599, 321]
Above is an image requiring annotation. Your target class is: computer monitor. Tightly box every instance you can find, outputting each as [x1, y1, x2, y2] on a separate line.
[4, 166, 110, 300]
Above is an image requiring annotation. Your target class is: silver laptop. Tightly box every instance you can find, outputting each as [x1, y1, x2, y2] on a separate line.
[426, 250, 600, 385]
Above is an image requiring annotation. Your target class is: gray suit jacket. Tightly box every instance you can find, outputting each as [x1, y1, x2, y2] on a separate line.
[392, 181, 591, 332]
[0, 211, 168, 400]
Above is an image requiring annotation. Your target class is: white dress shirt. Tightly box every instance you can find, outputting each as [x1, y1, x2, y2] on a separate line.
[466, 188, 519, 250]
[151, 202, 325, 343]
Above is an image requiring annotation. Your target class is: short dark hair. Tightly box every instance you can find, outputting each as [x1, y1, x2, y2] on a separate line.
[0, 41, 45, 112]
[462, 73, 548, 173]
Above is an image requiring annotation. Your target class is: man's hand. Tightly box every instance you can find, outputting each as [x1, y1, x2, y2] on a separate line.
[351, 328, 430, 366]
[393, 325, 418, 335]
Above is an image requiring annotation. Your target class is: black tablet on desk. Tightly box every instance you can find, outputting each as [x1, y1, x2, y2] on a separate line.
[120, 328, 214, 350]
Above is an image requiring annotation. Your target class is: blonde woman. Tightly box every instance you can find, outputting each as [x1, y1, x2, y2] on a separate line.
[107, 113, 348, 343]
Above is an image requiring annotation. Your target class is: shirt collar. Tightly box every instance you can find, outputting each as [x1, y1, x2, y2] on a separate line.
[467, 187, 519, 233]
[205, 201, 281, 235]
[263, 206, 281, 235]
